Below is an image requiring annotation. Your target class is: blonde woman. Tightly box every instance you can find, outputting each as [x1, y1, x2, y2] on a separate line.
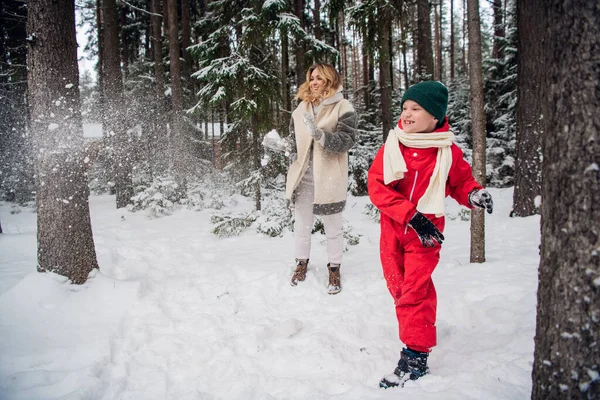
[286, 63, 357, 294]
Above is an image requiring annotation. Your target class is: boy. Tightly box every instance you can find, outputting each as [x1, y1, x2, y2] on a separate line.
[367, 81, 493, 388]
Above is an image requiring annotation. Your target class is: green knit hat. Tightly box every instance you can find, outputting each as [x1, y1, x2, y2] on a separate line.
[401, 81, 448, 122]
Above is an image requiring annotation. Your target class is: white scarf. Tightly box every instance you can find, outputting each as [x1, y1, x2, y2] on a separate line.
[383, 126, 455, 217]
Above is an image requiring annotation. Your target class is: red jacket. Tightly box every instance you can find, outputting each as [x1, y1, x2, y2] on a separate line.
[368, 119, 482, 228]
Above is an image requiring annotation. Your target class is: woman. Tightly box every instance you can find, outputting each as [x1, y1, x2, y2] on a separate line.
[286, 63, 357, 294]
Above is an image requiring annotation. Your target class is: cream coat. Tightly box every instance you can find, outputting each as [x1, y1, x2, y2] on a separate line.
[285, 92, 357, 215]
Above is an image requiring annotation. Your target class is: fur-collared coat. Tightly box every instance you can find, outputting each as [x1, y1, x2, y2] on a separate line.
[285, 90, 357, 215]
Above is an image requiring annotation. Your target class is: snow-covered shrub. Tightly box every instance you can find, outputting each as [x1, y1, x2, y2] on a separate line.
[255, 187, 292, 237]
[129, 176, 181, 218]
[363, 203, 380, 222]
[446, 208, 471, 222]
[211, 212, 257, 237]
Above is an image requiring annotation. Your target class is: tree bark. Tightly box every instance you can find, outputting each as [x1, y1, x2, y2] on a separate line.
[362, 40, 370, 109]
[151, 0, 167, 174]
[120, 5, 128, 78]
[466, 0, 486, 263]
[181, 0, 192, 87]
[313, 0, 321, 40]
[450, 0, 455, 80]
[294, 0, 305, 86]
[531, 2, 600, 397]
[27, 0, 99, 284]
[415, 0, 434, 80]
[96, 0, 105, 122]
[167, 0, 189, 191]
[491, 0, 504, 59]
[433, 1, 442, 81]
[102, 0, 134, 208]
[512, 0, 542, 217]
[378, 15, 392, 141]
[281, 26, 291, 136]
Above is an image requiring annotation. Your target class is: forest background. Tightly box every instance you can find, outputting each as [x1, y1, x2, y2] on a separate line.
[1, 0, 528, 213]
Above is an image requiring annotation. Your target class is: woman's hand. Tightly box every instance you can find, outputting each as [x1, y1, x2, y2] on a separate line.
[303, 112, 323, 140]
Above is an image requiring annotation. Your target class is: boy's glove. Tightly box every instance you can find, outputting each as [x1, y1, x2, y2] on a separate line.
[469, 189, 493, 214]
[303, 112, 323, 140]
[409, 212, 445, 247]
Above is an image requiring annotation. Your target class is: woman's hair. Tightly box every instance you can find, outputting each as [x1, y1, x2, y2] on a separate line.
[296, 63, 342, 102]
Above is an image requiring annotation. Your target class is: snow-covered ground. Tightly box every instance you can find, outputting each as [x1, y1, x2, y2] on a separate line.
[0, 187, 539, 399]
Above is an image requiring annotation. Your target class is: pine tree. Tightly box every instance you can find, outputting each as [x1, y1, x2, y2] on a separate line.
[27, 0, 99, 283]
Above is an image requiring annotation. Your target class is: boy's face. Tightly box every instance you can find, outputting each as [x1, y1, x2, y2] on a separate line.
[401, 100, 439, 133]
[309, 68, 325, 97]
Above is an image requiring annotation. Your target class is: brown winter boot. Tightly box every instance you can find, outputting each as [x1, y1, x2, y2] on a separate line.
[327, 263, 341, 295]
[291, 259, 308, 286]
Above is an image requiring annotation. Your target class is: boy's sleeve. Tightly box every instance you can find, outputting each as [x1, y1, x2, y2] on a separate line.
[367, 145, 417, 226]
[447, 144, 483, 208]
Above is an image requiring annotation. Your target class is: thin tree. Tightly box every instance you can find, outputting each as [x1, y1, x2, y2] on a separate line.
[531, 1, 599, 398]
[181, 0, 192, 85]
[512, 0, 542, 217]
[294, 0, 305, 86]
[466, 0, 487, 263]
[102, 0, 134, 208]
[150, 0, 167, 173]
[167, 0, 190, 193]
[433, 0, 442, 81]
[313, 0, 321, 40]
[449, 0, 455, 80]
[491, 0, 504, 59]
[27, 0, 99, 283]
[378, 3, 393, 140]
[415, 0, 434, 79]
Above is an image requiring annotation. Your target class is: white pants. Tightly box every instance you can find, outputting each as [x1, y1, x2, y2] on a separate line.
[294, 164, 344, 265]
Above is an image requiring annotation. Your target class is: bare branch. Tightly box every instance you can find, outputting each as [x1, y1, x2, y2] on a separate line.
[118, 0, 162, 17]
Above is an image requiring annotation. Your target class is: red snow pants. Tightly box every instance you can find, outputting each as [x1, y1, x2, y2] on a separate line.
[379, 212, 442, 353]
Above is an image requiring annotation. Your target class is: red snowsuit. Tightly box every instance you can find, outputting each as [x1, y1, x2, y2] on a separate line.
[367, 119, 482, 353]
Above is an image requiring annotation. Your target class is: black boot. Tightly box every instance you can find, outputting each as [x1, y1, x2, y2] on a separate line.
[379, 348, 429, 389]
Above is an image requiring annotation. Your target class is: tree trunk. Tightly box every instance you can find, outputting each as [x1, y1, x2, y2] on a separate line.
[450, 0, 455, 80]
[531, 2, 600, 398]
[433, 1, 441, 81]
[339, 11, 349, 94]
[96, 0, 105, 122]
[415, 0, 434, 80]
[461, 0, 467, 75]
[379, 16, 392, 141]
[120, 5, 128, 78]
[151, 0, 167, 174]
[362, 41, 370, 110]
[399, 15, 409, 89]
[281, 26, 291, 137]
[313, 0, 321, 40]
[102, 0, 133, 208]
[294, 0, 305, 86]
[466, 0, 486, 263]
[27, 0, 99, 284]
[167, 0, 188, 191]
[181, 0, 192, 87]
[491, 0, 504, 59]
[512, 0, 542, 217]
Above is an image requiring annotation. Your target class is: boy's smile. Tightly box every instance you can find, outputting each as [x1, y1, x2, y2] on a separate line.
[401, 100, 438, 133]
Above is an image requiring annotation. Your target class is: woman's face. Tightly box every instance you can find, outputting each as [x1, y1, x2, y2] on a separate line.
[401, 100, 438, 133]
[309, 68, 326, 97]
